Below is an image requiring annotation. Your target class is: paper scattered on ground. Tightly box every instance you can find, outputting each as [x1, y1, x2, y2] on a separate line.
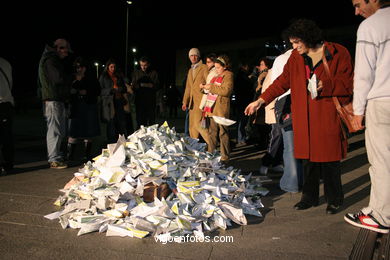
[44, 122, 267, 240]
[212, 116, 236, 126]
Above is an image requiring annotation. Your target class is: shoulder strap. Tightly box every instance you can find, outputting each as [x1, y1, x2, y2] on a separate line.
[322, 52, 342, 107]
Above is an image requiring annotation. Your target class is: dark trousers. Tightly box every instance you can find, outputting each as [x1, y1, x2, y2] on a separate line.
[106, 102, 128, 144]
[136, 104, 156, 127]
[301, 160, 343, 206]
[262, 123, 283, 167]
[0, 102, 14, 170]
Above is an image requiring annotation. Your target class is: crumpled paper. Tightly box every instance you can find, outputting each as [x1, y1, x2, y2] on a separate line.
[44, 122, 267, 240]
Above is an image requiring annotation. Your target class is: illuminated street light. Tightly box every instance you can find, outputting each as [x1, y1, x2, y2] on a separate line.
[125, 1, 133, 77]
[132, 47, 137, 53]
[94, 62, 99, 78]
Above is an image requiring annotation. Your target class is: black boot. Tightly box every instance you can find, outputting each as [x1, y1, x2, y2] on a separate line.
[83, 142, 92, 162]
[67, 143, 76, 161]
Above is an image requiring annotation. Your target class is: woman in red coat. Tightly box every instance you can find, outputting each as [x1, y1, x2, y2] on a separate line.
[245, 19, 354, 214]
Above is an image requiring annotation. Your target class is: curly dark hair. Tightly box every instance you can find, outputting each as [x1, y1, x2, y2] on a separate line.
[282, 19, 324, 49]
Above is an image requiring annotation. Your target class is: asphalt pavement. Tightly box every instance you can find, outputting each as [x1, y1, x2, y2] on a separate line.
[0, 108, 370, 259]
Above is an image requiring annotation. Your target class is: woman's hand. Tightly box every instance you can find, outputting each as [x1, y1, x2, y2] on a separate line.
[352, 114, 365, 131]
[244, 98, 265, 115]
[200, 83, 211, 91]
[317, 80, 323, 92]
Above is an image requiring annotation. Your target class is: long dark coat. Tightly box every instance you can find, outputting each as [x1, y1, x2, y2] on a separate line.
[261, 42, 354, 162]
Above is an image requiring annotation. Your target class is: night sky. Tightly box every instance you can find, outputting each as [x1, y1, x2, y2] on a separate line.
[2, 0, 362, 104]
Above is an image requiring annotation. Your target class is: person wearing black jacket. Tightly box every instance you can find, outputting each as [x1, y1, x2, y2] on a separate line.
[131, 56, 160, 127]
[67, 57, 101, 162]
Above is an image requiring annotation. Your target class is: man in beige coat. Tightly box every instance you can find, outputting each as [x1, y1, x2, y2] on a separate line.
[182, 48, 210, 144]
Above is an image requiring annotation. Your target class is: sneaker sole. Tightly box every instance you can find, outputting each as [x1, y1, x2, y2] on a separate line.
[344, 215, 390, 234]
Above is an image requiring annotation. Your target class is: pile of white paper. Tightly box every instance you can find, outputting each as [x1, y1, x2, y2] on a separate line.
[45, 122, 268, 239]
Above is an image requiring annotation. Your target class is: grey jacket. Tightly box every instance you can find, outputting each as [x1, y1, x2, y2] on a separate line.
[38, 45, 70, 101]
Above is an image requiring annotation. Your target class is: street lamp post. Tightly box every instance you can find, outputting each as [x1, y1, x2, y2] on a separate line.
[94, 62, 99, 79]
[125, 1, 133, 78]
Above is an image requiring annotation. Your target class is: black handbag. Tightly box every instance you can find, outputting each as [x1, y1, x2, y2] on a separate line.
[275, 94, 292, 130]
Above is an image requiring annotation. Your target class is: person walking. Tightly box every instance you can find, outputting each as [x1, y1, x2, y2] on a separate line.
[38, 38, 72, 169]
[67, 57, 101, 162]
[131, 56, 160, 127]
[245, 19, 354, 214]
[200, 55, 234, 162]
[182, 48, 210, 145]
[0, 57, 14, 175]
[344, 0, 390, 234]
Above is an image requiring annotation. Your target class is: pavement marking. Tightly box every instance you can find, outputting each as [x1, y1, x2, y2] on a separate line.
[0, 191, 57, 200]
[0, 220, 58, 229]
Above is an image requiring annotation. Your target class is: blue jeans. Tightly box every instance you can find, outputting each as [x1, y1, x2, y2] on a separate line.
[184, 109, 189, 136]
[44, 101, 67, 163]
[237, 112, 249, 143]
[280, 128, 303, 192]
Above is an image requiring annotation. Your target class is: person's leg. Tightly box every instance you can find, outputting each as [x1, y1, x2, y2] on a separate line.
[219, 123, 230, 161]
[295, 160, 319, 209]
[188, 109, 200, 139]
[45, 101, 67, 163]
[184, 109, 190, 136]
[136, 103, 147, 128]
[280, 128, 301, 193]
[106, 119, 116, 144]
[322, 161, 343, 206]
[237, 109, 248, 144]
[208, 118, 218, 154]
[147, 103, 156, 126]
[83, 139, 92, 162]
[67, 137, 78, 161]
[361, 100, 390, 227]
[114, 105, 128, 137]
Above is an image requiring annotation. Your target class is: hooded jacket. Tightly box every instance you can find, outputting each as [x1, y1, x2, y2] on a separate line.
[38, 45, 70, 101]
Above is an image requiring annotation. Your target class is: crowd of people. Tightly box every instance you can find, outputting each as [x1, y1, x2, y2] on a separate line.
[0, 0, 389, 236]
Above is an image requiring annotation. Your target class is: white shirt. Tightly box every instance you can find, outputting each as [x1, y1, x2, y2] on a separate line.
[271, 49, 292, 100]
[353, 6, 390, 115]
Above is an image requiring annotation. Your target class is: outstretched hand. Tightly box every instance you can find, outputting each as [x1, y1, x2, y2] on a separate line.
[244, 99, 265, 116]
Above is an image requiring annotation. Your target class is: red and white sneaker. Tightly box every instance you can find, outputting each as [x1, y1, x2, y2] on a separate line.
[344, 211, 390, 234]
